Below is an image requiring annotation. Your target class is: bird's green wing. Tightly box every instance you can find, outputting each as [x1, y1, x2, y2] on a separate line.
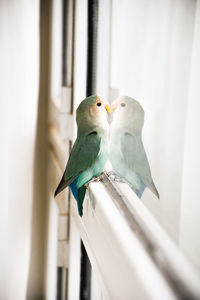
[55, 132, 101, 196]
[121, 133, 159, 198]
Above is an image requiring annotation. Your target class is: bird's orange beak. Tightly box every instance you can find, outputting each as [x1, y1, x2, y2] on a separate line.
[105, 104, 111, 113]
[110, 103, 117, 113]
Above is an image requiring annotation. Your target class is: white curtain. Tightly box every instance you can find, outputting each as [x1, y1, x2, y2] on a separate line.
[110, 0, 200, 270]
[180, 0, 200, 270]
[3, 1, 40, 299]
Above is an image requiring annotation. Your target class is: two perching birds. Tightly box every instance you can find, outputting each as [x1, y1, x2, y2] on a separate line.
[55, 95, 159, 216]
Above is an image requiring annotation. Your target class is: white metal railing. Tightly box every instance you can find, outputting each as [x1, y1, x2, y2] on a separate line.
[49, 127, 200, 300]
[72, 178, 200, 300]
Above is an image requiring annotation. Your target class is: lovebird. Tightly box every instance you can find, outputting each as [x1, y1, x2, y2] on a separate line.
[109, 96, 159, 199]
[55, 95, 110, 216]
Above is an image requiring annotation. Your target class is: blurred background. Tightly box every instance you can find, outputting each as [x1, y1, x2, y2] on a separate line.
[2, 0, 200, 299]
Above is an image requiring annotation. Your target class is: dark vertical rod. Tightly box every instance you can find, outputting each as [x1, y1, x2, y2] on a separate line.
[80, 242, 92, 300]
[86, 0, 99, 96]
[57, 267, 63, 300]
[79, 1, 99, 299]
[71, 0, 76, 113]
[62, 0, 68, 86]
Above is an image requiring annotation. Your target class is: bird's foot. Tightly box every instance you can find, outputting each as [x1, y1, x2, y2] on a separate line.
[113, 176, 127, 183]
[107, 171, 115, 177]
[107, 172, 127, 183]
[84, 174, 104, 189]
[84, 172, 112, 189]
[99, 171, 109, 178]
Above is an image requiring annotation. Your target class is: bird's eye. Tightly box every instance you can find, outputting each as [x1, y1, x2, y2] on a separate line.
[97, 102, 102, 107]
[121, 103, 126, 107]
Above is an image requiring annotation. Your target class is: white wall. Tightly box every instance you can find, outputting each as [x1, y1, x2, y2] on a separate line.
[1, 1, 40, 299]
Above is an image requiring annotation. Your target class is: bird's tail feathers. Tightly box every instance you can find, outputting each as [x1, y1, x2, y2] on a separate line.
[149, 181, 160, 199]
[136, 181, 146, 198]
[54, 177, 68, 197]
[77, 186, 86, 217]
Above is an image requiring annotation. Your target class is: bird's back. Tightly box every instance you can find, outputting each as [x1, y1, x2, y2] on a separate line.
[109, 128, 159, 198]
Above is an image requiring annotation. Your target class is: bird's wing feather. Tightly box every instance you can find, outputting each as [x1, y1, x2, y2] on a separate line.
[55, 132, 101, 196]
[121, 133, 159, 198]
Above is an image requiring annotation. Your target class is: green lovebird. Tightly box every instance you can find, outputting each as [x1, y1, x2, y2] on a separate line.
[55, 95, 110, 216]
[109, 96, 159, 199]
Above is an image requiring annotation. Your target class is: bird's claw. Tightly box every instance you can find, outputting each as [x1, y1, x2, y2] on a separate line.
[107, 171, 115, 176]
[84, 179, 98, 189]
[84, 182, 89, 189]
[107, 171, 115, 179]
[99, 171, 109, 178]
[84, 172, 108, 189]
[113, 177, 127, 183]
[107, 171, 127, 183]
[84, 176, 101, 189]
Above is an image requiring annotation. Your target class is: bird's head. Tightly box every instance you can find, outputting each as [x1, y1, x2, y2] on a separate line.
[110, 96, 144, 134]
[76, 95, 110, 133]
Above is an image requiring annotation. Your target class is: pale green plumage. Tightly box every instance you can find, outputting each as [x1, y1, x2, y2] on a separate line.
[110, 96, 159, 198]
[55, 95, 109, 216]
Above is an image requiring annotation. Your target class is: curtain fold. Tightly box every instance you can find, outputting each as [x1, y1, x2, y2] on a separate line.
[6, 1, 40, 299]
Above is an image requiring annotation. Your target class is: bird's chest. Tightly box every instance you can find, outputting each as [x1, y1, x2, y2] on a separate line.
[76, 138, 108, 188]
[90, 138, 108, 174]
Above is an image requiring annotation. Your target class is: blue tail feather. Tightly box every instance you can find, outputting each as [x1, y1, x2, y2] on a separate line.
[69, 179, 78, 200]
[136, 180, 146, 198]
[69, 178, 86, 217]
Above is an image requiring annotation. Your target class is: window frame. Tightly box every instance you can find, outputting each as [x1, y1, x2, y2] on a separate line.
[47, 0, 200, 299]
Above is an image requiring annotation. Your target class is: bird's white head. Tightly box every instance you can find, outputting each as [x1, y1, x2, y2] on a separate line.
[110, 96, 144, 134]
